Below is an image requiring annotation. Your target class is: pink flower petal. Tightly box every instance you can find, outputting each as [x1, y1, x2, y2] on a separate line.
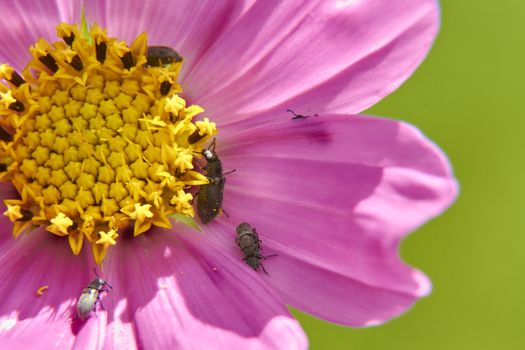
[84, 0, 253, 70]
[184, 0, 440, 120]
[0, 0, 80, 69]
[0, 228, 103, 349]
[0, 223, 306, 349]
[100, 229, 307, 349]
[207, 113, 457, 326]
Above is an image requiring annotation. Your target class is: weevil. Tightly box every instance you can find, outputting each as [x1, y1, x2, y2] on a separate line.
[75, 268, 112, 320]
[236, 222, 277, 273]
[287, 109, 318, 120]
[197, 139, 235, 224]
[146, 46, 182, 67]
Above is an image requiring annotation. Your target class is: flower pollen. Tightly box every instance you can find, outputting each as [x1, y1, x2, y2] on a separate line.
[0, 23, 217, 264]
[35, 285, 49, 296]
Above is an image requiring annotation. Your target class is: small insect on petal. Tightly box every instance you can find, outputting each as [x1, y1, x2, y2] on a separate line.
[35, 285, 49, 296]
[235, 222, 277, 274]
[287, 109, 318, 120]
[75, 268, 112, 321]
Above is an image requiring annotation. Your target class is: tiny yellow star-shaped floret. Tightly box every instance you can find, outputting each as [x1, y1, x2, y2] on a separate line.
[0, 90, 17, 107]
[125, 203, 154, 222]
[174, 149, 194, 172]
[61, 47, 78, 63]
[90, 24, 108, 43]
[141, 115, 166, 128]
[195, 118, 217, 137]
[31, 39, 51, 56]
[164, 95, 186, 114]
[170, 190, 194, 215]
[56, 23, 77, 39]
[182, 105, 205, 120]
[158, 69, 178, 84]
[96, 229, 118, 246]
[49, 212, 73, 235]
[4, 204, 22, 221]
[0, 64, 14, 79]
[113, 41, 130, 57]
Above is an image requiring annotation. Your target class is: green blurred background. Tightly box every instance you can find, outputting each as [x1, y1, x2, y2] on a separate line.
[293, 0, 524, 349]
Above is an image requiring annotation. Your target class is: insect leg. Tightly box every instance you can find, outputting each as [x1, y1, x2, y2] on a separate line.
[253, 229, 263, 244]
[222, 169, 236, 176]
[97, 298, 106, 311]
[286, 109, 300, 118]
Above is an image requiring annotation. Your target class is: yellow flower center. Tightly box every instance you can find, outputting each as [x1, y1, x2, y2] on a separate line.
[0, 23, 217, 264]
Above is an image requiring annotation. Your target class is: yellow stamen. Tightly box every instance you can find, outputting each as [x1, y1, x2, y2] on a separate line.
[4, 204, 22, 221]
[165, 94, 186, 114]
[0, 22, 217, 264]
[47, 212, 73, 236]
[195, 118, 217, 137]
[0, 90, 17, 107]
[123, 203, 154, 222]
[170, 190, 194, 216]
[0, 64, 14, 79]
[35, 285, 49, 296]
[96, 229, 118, 246]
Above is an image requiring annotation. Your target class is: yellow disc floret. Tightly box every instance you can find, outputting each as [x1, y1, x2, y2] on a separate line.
[0, 23, 216, 264]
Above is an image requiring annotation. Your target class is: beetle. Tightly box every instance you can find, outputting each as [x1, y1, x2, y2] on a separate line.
[146, 46, 182, 67]
[76, 268, 112, 320]
[235, 222, 277, 273]
[196, 139, 234, 224]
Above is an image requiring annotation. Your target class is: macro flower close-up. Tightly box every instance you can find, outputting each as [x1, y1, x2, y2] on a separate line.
[0, 0, 457, 349]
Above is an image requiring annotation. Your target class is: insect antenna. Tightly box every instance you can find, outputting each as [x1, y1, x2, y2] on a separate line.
[93, 267, 113, 288]
[209, 138, 217, 151]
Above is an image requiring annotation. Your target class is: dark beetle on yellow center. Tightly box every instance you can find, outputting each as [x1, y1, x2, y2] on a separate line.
[146, 46, 182, 67]
[197, 139, 234, 224]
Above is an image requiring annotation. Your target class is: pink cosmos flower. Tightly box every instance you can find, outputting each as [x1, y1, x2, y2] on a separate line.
[0, 0, 457, 349]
